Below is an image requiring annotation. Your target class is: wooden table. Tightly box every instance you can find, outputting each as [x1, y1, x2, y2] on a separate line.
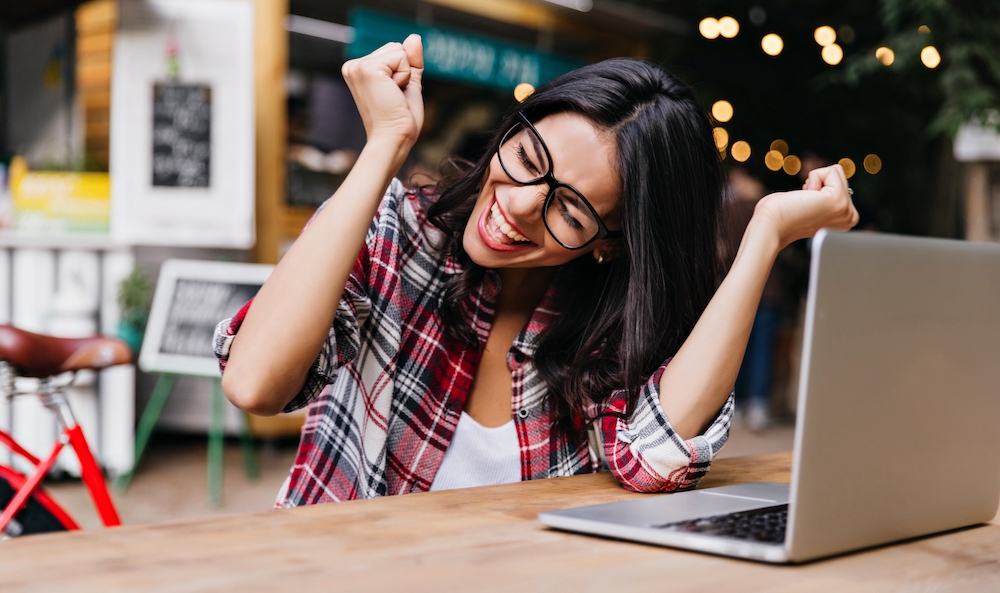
[4, 452, 999, 591]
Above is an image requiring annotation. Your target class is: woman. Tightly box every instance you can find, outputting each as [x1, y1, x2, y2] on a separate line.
[216, 35, 857, 506]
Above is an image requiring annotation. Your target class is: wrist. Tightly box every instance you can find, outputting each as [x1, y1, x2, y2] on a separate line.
[358, 134, 412, 176]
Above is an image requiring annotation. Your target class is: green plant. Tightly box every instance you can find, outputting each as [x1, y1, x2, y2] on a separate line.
[117, 266, 152, 319]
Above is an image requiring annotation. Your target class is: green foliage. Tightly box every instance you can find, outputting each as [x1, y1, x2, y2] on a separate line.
[836, 0, 1000, 136]
[117, 266, 152, 315]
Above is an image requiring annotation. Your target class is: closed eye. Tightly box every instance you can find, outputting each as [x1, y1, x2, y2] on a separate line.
[517, 144, 542, 176]
[557, 198, 585, 230]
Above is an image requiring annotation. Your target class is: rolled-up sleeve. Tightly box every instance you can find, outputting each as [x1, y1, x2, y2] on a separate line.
[598, 363, 733, 493]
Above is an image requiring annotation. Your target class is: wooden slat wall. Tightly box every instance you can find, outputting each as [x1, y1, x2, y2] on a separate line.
[75, 0, 117, 170]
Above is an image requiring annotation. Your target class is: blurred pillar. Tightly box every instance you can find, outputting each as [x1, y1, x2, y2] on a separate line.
[253, 0, 289, 264]
[965, 162, 991, 242]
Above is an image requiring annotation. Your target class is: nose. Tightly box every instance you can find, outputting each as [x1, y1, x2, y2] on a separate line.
[506, 182, 548, 221]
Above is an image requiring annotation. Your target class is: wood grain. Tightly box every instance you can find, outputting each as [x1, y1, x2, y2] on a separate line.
[3, 451, 999, 592]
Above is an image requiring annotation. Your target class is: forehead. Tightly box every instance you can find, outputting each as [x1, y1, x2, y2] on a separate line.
[530, 112, 620, 216]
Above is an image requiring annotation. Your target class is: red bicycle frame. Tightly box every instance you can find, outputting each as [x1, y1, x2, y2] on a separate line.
[0, 378, 120, 534]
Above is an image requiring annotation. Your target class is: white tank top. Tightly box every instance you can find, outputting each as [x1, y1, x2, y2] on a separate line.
[429, 412, 521, 491]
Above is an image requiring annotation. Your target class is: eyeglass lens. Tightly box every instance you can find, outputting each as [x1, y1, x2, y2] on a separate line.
[499, 124, 601, 248]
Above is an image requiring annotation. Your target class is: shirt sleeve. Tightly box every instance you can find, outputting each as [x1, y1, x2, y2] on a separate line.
[597, 361, 734, 493]
[213, 181, 409, 413]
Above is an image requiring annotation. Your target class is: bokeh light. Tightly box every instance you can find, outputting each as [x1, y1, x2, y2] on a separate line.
[921, 46, 941, 68]
[712, 100, 733, 122]
[761, 34, 783, 56]
[731, 141, 751, 162]
[769, 139, 789, 156]
[713, 127, 729, 150]
[838, 157, 857, 178]
[918, 25, 930, 33]
[719, 17, 740, 38]
[764, 150, 784, 171]
[699, 18, 720, 39]
[513, 83, 535, 102]
[814, 26, 836, 47]
[875, 47, 895, 66]
[782, 155, 802, 175]
[821, 43, 843, 65]
[864, 154, 882, 174]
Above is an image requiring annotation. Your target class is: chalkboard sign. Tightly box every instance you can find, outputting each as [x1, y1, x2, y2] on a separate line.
[152, 83, 212, 188]
[139, 259, 274, 378]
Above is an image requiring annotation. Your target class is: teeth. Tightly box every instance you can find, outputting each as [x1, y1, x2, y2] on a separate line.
[490, 203, 529, 242]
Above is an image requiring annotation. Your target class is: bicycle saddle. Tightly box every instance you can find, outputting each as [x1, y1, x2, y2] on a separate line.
[0, 325, 132, 378]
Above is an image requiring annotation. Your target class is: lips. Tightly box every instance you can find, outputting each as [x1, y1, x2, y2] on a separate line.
[477, 194, 535, 252]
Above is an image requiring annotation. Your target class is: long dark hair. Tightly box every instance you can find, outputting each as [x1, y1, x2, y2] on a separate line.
[421, 58, 724, 435]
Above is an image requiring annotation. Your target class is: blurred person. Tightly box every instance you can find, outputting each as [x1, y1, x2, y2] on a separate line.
[216, 36, 857, 506]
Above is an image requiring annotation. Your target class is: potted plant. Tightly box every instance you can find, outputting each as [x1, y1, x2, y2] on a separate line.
[117, 266, 152, 354]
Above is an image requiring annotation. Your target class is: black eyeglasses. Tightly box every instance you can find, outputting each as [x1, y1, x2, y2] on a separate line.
[497, 112, 622, 250]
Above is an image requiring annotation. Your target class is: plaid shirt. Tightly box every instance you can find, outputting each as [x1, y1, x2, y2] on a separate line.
[215, 179, 732, 506]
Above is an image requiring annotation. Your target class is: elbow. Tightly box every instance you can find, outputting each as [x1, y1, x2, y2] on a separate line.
[221, 367, 288, 417]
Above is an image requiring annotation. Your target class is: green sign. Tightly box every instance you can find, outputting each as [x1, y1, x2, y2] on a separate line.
[348, 9, 583, 91]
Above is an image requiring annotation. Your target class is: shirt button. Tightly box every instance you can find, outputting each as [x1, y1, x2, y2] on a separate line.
[513, 352, 525, 363]
[517, 408, 528, 419]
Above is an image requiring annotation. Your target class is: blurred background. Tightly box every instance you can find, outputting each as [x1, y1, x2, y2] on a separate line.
[0, 0, 998, 526]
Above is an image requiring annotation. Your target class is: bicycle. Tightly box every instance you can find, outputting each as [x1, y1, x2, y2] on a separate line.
[0, 324, 132, 538]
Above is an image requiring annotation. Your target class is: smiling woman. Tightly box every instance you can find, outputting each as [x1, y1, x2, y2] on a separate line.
[215, 34, 858, 507]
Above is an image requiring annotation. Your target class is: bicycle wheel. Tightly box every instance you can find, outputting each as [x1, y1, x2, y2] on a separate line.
[0, 475, 69, 537]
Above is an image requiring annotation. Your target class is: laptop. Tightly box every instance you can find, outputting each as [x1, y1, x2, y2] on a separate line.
[539, 229, 1000, 563]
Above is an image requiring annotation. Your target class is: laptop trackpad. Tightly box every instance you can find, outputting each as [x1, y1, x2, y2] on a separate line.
[549, 482, 790, 528]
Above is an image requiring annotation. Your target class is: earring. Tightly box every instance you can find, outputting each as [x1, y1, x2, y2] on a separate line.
[594, 250, 605, 265]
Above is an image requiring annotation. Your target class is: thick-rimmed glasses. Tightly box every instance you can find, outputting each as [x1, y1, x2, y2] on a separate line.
[497, 112, 622, 250]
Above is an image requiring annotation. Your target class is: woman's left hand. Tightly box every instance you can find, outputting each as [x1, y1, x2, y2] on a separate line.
[753, 164, 860, 249]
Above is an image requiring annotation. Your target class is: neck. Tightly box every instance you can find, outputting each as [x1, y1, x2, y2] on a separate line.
[496, 267, 556, 314]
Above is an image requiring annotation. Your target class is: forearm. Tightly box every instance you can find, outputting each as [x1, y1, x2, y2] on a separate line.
[659, 215, 781, 439]
[223, 137, 408, 415]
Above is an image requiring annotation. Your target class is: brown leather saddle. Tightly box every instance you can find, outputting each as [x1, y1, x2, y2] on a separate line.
[0, 325, 132, 378]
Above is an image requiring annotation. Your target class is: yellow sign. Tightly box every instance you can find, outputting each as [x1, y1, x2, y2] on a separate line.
[9, 156, 110, 233]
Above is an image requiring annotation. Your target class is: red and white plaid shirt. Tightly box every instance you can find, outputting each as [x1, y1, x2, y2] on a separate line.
[215, 180, 732, 506]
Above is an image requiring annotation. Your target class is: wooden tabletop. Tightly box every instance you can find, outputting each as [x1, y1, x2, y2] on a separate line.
[4, 451, 999, 592]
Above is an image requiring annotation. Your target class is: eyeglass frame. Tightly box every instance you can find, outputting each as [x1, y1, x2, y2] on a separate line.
[496, 111, 623, 250]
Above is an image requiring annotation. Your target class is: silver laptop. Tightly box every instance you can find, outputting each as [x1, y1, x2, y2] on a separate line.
[539, 229, 1000, 563]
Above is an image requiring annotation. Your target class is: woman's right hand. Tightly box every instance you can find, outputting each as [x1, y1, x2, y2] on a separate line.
[342, 34, 425, 152]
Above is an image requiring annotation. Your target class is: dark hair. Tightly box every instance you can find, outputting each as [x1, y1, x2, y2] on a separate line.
[421, 58, 724, 435]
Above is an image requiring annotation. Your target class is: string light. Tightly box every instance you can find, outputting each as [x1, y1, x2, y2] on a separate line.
[770, 139, 789, 156]
[782, 155, 802, 175]
[822, 43, 843, 65]
[814, 26, 836, 47]
[875, 47, 894, 66]
[764, 150, 784, 171]
[719, 16, 740, 38]
[920, 46, 941, 68]
[731, 141, 751, 162]
[838, 157, 856, 178]
[712, 100, 734, 122]
[513, 83, 535, 102]
[761, 33, 783, 56]
[699, 17, 720, 39]
[864, 154, 882, 174]
[713, 127, 729, 150]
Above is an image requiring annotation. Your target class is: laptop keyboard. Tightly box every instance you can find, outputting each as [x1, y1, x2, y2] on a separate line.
[656, 504, 788, 544]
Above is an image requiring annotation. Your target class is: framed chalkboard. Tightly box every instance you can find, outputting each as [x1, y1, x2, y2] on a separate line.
[152, 83, 211, 187]
[139, 259, 273, 378]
